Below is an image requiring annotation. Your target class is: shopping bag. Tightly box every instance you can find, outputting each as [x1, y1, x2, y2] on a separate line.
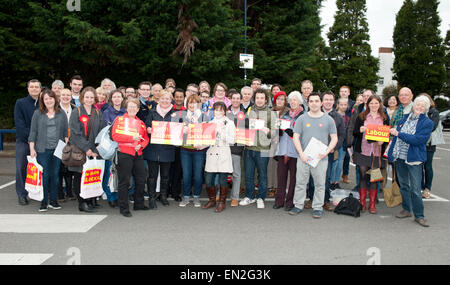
[383, 171, 402, 207]
[108, 163, 118, 193]
[80, 157, 105, 199]
[25, 156, 44, 201]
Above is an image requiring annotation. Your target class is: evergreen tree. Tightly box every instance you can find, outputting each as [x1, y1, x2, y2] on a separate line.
[393, 0, 445, 96]
[442, 30, 450, 96]
[327, 0, 378, 97]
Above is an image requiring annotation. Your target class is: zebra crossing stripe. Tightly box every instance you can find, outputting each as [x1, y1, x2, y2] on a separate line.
[0, 214, 107, 233]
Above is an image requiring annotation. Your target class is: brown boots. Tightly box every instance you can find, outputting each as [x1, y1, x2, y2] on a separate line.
[202, 186, 216, 209]
[202, 186, 228, 213]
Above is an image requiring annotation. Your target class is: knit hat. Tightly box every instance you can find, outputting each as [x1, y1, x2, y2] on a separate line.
[273, 91, 287, 103]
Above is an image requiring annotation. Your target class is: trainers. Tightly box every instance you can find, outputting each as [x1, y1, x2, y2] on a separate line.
[256, 198, 265, 209]
[289, 207, 303, 215]
[48, 201, 62, 210]
[179, 197, 190, 207]
[39, 203, 48, 212]
[312, 210, 322, 219]
[239, 197, 256, 206]
[193, 197, 201, 208]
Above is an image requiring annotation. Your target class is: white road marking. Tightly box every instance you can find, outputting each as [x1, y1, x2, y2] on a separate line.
[437, 147, 450, 152]
[0, 214, 107, 233]
[0, 253, 53, 265]
[0, 180, 15, 190]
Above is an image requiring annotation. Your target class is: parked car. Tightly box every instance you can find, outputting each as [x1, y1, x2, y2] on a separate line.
[440, 110, 450, 128]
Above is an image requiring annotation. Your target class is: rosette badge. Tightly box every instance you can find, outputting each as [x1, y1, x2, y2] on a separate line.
[79, 115, 89, 135]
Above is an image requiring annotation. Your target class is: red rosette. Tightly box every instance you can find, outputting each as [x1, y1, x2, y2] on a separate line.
[79, 115, 89, 136]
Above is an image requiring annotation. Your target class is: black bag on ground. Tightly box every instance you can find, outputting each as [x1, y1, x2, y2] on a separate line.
[333, 193, 362, 218]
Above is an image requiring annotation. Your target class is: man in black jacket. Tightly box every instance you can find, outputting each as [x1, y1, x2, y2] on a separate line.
[14, 79, 41, 205]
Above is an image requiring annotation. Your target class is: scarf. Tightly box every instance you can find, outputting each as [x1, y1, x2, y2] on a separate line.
[186, 109, 202, 123]
[391, 104, 404, 128]
[209, 96, 232, 108]
[289, 106, 303, 119]
[95, 102, 106, 111]
[156, 104, 173, 118]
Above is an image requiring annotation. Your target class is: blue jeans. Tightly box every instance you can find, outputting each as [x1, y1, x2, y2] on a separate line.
[244, 149, 269, 200]
[180, 149, 206, 197]
[205, 172, 228, 188]
[102, 160, 118, 202]
[330, 146, 346, 183]
[422, 150, 435, 191]
[396, 159, 425, 219]
[37, 149, 61, 203]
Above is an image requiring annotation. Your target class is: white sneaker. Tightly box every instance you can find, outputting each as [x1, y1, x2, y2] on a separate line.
[179, 197, 190, 207]
[239, 197, 256, 206]
[193, 197, 201, 208]
[256, 198, 265, 209]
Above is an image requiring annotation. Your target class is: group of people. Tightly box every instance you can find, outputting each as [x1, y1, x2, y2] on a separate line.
[14, 76, 443, 227]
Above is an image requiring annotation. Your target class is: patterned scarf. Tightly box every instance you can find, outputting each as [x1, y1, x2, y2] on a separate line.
[391, 104, 404, 128]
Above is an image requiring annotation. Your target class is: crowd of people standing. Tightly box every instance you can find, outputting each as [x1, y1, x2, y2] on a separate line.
[14, 75, 444, 227]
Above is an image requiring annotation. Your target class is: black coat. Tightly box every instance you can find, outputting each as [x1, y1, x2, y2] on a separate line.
[143, 108, 176, 163]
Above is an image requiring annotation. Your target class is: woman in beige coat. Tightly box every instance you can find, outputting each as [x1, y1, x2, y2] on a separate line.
[203, 101, 236, 212]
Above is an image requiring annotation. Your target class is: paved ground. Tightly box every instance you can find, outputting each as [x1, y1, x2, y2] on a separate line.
[0, 136, 449, 265]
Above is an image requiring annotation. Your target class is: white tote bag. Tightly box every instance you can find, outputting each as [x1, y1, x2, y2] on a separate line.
[80, 157, 105, 199]
[25, 156, 44, 201]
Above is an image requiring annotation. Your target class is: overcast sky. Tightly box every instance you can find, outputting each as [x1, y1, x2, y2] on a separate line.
[320, 0, 450, 57]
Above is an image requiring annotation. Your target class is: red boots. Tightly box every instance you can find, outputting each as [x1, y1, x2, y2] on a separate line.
[368, 189, 377, 214]
[359, 188, 367, 212]
[359, 188, 377, 214]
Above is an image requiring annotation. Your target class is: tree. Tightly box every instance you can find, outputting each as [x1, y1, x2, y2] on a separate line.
[382, 84, 398, 96]
[393, 0, 445, 96]
[443, 29, 450, 97]
[327, 0, 379, 98]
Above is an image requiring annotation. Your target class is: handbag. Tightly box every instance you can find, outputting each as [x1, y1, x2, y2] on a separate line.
[367, 145, 384, 183]
[333, 193, 362, 217]
[383, 170, 402, 207]
[430, 121, 445, 145]
[61, 108, 94, 167]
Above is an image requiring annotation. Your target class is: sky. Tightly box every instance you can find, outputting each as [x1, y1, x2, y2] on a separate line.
[319, 0, 450, 57]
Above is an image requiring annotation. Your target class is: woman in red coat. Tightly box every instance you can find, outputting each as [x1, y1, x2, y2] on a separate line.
[111, 98, 149, 217]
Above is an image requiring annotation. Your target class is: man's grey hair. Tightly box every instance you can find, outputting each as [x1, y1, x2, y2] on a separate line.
[52, 80, 64, 89]
[240, 86, 253, 96]
[101, 78, 116, 90]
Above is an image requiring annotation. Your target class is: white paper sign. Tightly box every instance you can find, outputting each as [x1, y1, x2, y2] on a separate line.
[249, 119, 265, 130]
[53, 140, 66, 160]
[279, 119, 291, 130]
[303, 137, 328, 168]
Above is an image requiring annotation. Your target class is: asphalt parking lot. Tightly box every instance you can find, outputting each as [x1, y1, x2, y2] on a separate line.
[0, 136, 449, 265]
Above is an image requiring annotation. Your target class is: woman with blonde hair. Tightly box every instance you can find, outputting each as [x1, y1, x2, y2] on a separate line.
[144, 90, 175, 208]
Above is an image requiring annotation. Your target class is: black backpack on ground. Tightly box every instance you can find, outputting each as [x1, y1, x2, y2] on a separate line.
[333, 193, 362, 218]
